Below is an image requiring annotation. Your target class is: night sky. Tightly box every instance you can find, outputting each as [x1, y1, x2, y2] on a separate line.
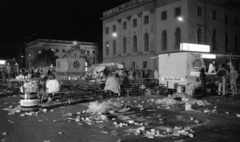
[0, 0, 129, 59]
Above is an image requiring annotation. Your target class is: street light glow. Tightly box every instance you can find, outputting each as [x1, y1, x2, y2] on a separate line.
[112, 32, 118, 37]
[177, 17, 184, 21]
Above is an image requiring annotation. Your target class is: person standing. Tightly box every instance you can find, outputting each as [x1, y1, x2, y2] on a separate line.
[104, 73, 121, 97]
[45, 74, 61, 102]
[199, 66, 206, 97]
[121, 71, 130, 96]
[216, 64, 228, 96]
[208, 61, 216, 73]
[229, 65, 239, 96]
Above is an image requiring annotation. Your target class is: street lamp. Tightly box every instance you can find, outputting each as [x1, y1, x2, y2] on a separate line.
[177, 16, 198, 43]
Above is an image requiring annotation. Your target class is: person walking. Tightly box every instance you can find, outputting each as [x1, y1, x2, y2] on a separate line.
[216, 64, 228, 96]
[229, 65, 239, 96]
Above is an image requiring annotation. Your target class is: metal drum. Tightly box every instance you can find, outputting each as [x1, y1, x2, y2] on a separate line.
[20, 92, 39, 111]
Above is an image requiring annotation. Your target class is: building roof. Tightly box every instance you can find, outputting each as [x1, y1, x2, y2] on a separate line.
[26, 39, 98, 47]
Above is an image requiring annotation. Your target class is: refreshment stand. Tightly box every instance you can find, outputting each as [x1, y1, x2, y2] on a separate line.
[157, 43, 238, 97]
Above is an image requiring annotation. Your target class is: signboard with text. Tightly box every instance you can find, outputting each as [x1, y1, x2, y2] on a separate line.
[180, 43, 210, 52]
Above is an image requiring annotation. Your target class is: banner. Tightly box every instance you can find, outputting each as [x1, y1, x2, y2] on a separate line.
[68, 58, 85, 72]
[56, 58, 85, 72]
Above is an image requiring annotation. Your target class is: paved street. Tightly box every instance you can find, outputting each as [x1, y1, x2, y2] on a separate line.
[1, 92, 240, 142]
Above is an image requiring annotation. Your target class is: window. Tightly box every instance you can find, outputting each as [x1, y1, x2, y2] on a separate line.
[133, 19, 137, 27]
[225, 15, 229, 24]
[113, 40, 116, 55]
[93, 51, 95, 54]
[56, 49, 59, 52]
[113, 25, 116, 32]
[212, 10, 217, 20]
[212, 30, 217, 50]
[197, 28, 203, 44]
[175, 28, 181, 49]
[161, 11, 167, 20]
[225, 33, 229, 52]
[175, 7, 181, 17]
[235, 35, 239, 52]
[122, 62, 125, 68]
[105, 27, 109, 34]
[144, 33, 149, 52]
[123, 22, 127, 30]
[144, 15, 149, 25]
[162, 30, 167, 50]
[106, 42, 109, 55]
[132, 35, 137, 53]
[123, 37, 127, 54]
[197, 7, 203, 17]
[62, 49, 65, 52]
[143, 61, 147, 68]
[132, 62, 135, 69]
[87, 51, 90, 54]
[235, 17, 240, 26]
[113, 40, 117, 55]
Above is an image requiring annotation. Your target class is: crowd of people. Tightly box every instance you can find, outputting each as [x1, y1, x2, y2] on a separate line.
[200, 61, 239, 97]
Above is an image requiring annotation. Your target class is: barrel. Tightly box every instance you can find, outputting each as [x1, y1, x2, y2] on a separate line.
[20, 92, 39, 111]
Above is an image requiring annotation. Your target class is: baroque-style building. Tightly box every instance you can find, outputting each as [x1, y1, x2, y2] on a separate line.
[102, 0, 240, 69]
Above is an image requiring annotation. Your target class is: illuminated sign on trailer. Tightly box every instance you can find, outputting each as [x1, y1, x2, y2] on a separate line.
[180, 43, 210, 52]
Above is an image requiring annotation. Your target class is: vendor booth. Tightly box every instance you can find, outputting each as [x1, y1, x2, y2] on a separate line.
[156, 43, 240, 97]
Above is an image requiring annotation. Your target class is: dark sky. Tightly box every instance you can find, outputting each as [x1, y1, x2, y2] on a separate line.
[0, 0, 129, 59]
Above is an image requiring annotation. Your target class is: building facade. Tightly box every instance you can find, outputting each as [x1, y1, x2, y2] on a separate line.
[102, 0, 240, 69]
[25, 39, 98, 69]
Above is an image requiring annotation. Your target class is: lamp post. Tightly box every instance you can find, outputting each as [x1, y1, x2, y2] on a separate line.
[177, 16, 198, 43]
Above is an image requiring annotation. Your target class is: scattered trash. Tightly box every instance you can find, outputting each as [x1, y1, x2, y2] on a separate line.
[1, 132, 7, 135]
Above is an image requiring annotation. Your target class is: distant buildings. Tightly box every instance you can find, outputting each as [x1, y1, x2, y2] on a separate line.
[102, 0, 240, 69]
[25, 39, 98, 69]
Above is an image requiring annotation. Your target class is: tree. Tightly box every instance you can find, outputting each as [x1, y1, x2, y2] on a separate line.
[32, 49, 57, 68]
